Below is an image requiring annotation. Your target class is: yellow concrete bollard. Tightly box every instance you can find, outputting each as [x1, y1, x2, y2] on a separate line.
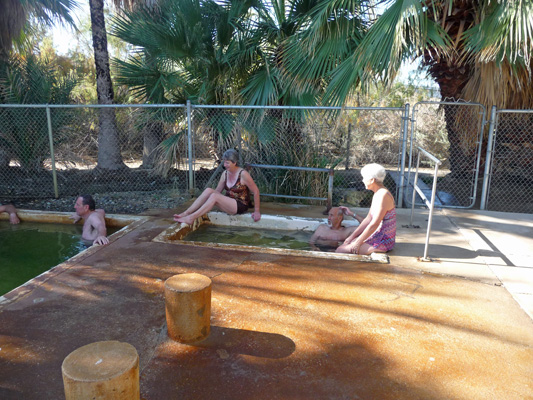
[165, 273, 212, 343]
[61, 341, 139, 400]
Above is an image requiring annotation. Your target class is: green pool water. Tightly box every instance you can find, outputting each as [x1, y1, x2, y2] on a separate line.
[185, 224, 315, 250]
[0, 221, 119, 296]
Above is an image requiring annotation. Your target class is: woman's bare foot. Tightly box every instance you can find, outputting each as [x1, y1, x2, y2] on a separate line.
[174, 211, 190, 219]
[176, 215, 195, 225]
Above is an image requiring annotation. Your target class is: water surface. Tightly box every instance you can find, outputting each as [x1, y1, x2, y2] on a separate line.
[185, 224, 314, 250]
[0, 221, 118, 296]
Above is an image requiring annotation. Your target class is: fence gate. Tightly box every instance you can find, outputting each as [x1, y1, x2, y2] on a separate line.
[406, 101, 486, 208]
[484, 109, 533, 213]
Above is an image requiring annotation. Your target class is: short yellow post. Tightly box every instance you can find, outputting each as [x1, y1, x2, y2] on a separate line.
[61, 341, 139, 400]
[165, 273, 212, 343]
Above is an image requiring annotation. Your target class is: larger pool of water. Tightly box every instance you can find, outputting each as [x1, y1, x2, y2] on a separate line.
[0, 221, 119, 296]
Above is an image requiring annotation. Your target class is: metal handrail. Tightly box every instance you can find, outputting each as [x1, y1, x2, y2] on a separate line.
[410, 146, 442, 261]
[245, 163, 333, 211]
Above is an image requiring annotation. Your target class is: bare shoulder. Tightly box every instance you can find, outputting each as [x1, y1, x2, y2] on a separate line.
[88, 210, 106, 225]
[315, 223, 329, 232]
[240, 169, 257, 186]
[240, 169, 252, 180]
[372, 188, 395, 209]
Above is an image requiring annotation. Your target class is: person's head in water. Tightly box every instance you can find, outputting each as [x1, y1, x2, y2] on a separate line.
[222, 149, 240, 170]
[327, 207, 344, 228]
[75, 194, 96, 217]
[361, 163, 386, 187]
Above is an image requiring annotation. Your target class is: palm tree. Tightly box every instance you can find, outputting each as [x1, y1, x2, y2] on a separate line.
[111, 0, 266, 171]
[0, 0, 76, 166]
[89, 0, 126, 170]
[284, 0, 533, 177]
[0, 0, 76, 60]
[0, 54, 78, 170]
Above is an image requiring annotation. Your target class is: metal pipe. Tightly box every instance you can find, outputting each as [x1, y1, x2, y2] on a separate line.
[186, 100, 194, 194]
[409, 146, 443, 260]
[193, 105, 403, 111]
[423, 160, 441, 261]
[410, 151, 421, 226]
[246, 163, 330, 173]
[345, 123, 351, 170]
[467, 105, 487, 209]
[46, 107, 59, 198]
[406, 103, 418, 206]
[327, 169, 334, 211]
[480, 106, 497, 210]
[418, 147, 442, 165]
[0, 103, 404, 111]
[0, 104, 186, 108]
[260, 194, 327, 201]
[245, 163, 333, 207]
[398, 103, 410, 208]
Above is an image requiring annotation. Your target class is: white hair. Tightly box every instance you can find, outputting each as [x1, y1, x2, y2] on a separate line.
[361, 163, 386, 183]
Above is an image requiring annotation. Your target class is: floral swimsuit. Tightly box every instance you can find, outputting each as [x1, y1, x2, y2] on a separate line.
[224, 170, 251, 214]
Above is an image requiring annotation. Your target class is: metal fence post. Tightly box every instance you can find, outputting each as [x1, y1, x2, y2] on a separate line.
[345, 123, 352, 170]
[186, 100, 194, 194]
[327, 169, 334, 211]
[398, 103, 410, 208]
[46, 106, 59, 198]
[480, 105, 497, 210]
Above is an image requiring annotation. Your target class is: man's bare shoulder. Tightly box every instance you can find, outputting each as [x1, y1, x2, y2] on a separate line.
[86, 210, 105, 225]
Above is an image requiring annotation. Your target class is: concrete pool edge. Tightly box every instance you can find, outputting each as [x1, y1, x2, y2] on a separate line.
[0, 210, 150, 308]
[153, 211, 389, 264]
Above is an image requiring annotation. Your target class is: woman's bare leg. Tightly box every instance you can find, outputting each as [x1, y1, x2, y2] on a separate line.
[174, 188, 217, 219]
[356, 243, 377, 255]
[176, 193, 238, 225]
[336, 242, 380, 255]
[336, 241, 358, 254]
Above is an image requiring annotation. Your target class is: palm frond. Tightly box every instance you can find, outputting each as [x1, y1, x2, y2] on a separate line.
[462, 0, 533, 71]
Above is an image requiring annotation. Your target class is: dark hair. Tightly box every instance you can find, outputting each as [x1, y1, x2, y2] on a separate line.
[80, 194, 96, 211]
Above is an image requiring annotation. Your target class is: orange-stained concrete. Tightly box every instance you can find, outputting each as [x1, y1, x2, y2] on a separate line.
[0, 204, 532, 400]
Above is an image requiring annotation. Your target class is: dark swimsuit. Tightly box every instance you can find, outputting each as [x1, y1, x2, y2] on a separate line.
[224, 170, 251, 214]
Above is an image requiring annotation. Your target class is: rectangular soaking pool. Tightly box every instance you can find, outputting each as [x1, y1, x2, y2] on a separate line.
[153, 211, 388, 264]
[0, 210, 147, 298]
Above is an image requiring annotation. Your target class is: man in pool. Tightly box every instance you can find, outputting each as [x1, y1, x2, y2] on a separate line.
[0, 204, 20, 224]
[309, 206, 364, 251]
[70, 194, 109, 246]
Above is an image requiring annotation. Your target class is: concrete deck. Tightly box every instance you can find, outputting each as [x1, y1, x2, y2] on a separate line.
[0, 204, 532, 399]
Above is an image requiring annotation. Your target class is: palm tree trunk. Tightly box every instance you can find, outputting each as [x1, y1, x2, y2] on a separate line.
[89, 0, 125, 170]
[424, 51, 474, 178]
[142, 121, 164, 168]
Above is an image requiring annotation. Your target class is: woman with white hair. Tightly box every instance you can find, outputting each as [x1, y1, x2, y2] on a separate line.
[336, 163, 396, 255]
[174, 149, 261, 224]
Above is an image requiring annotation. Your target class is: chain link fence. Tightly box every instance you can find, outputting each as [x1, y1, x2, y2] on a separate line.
[0, 104, 189, 212]
[4, 101, 531, 215]
[0, 104, 405, 213]
[485, 110, 533, 213]
[405, 101, 485, 209]
[189, 105, 405, 208]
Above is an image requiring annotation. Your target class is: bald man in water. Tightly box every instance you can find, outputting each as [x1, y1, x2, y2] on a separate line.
[309, 206, 364, 251]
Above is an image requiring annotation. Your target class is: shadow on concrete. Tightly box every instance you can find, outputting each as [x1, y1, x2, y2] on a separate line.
[392, 243, 481, 259]
[192, 326, 296, 359]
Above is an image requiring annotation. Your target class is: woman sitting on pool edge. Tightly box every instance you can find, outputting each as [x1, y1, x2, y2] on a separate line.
[336, 163, 396, 255]
[174, 149, 261, 225]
